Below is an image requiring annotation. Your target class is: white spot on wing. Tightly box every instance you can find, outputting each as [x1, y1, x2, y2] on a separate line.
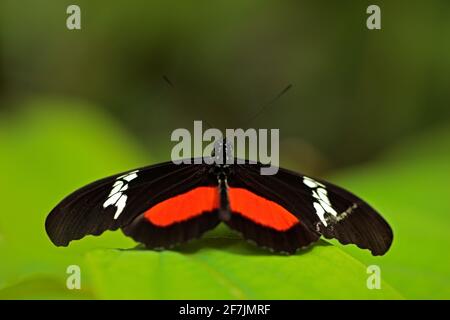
[103, 170, 139, 219]
[123, 172, 138, 182]
[303, 176, 319, 188]
[103, 192, 121, 208]
[317, 188, 329, 201]
[303, 176, 338, 226]
[109, 181, 124, 195]
[313, 202, 326, 224]
[114, 195, 128, 219]
[118, 170, 138, 180]
[318, 199, 338, 217]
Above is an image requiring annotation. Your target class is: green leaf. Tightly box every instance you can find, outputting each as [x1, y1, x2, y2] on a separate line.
[0, 276, 94, 300]
[330, 126, 450, 299]
[0, 99, 147, 291]
[84, 230, 401, 299]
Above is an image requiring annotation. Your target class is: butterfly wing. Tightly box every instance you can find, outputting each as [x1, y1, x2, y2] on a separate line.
[228, 163, 393, 255]
[45, 160, 220, 248]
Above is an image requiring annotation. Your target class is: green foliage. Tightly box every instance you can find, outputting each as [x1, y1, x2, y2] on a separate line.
[0, 100, 145, 298]
[3, 0, 450, 168]
[330, 126, 450, 299]
[83, 235, 400, 299]
[0, 100, 448, 299]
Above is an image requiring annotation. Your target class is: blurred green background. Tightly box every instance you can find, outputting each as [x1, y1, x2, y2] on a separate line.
[0, 0, 449, 299]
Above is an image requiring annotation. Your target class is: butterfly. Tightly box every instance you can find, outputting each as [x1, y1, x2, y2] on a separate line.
[45, 139, 393, 255]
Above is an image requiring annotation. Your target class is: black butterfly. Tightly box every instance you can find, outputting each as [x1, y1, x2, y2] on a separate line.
[45, 139, 393, 255]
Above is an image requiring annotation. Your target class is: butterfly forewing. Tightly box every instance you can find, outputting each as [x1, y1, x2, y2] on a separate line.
[45, 161, 215, 246]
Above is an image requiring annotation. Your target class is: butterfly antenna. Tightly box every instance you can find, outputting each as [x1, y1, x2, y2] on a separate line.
[242, 84, 293, 127]
[162, 75, 174, 88]
[204, 121, 214, 130]
[162, 75, 216, 129]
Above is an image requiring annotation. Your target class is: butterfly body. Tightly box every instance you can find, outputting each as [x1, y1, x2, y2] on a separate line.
[46, 139, 393, 255]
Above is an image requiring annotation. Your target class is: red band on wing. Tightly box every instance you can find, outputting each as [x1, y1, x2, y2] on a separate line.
[228, 187, 299, 231]
[144, 186, 218, 226]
